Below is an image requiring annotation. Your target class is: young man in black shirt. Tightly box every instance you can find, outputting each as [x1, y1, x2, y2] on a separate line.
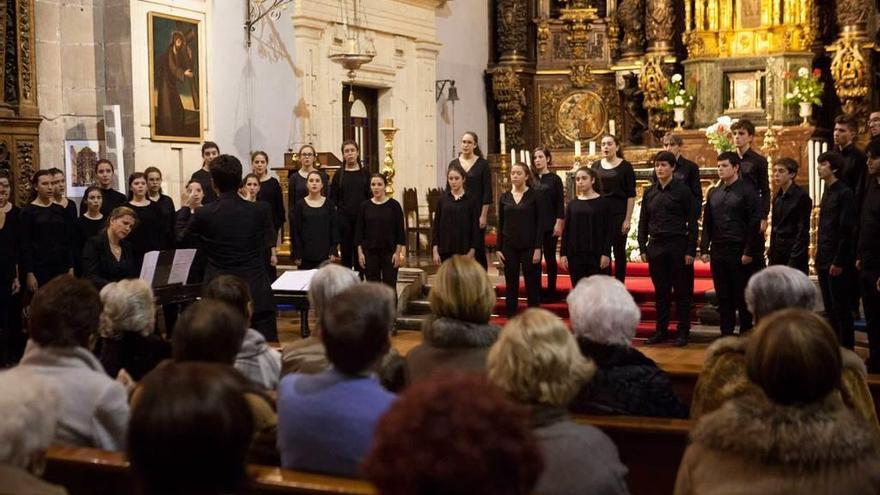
[833, 114, 868, 204]
[815, 151, 856, 349]
[768, 158, 812, 274]
[857, 142, 880, 372]
[639, 152, 699, 347]
[731, 119, 770, 235]
[190, 141, 220, 204]
[700, 152, 762, 336]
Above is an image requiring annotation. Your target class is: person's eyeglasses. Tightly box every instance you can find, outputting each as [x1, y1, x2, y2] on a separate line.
[300, 152, 315, 157]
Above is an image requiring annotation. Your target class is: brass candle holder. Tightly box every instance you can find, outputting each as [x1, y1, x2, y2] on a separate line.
[379, 120, 398, 195]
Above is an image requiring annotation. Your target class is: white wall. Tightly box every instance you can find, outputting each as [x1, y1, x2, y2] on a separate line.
[434, 0, 490, 185]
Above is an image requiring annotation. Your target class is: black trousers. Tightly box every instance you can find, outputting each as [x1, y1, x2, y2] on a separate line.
[818, 266, 855, 349]
[647, 238, 692, 333]
[603, 213, 627, 283]
[253, 310, 278, 343]
[474, 228, 488, 270]
[364, 249, 398, 288]
[860, 268, 880, 373]
[541, 231, 559, 294]
[710, 253, 755, 335]
[338, 213, 358, 272]
[567, 254, 601, 289]
[768, 243, 809, 275]
[503, 246, 541, 317]
[299, 259, 325, 270]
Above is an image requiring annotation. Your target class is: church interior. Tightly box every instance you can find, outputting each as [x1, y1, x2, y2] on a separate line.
[1, 0, 880, 494]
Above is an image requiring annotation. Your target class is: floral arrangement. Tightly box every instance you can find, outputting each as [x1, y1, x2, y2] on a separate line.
[783, 67, 823, 106]
[626, 198, 642, 261]
[661, 74, 695, 111]
[704, 115, 737, 153]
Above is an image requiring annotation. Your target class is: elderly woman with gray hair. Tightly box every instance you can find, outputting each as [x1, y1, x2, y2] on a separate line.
[0, 368, 68, 494]
[567, 275, 687, 418]
[96, 279, 170, 382]
[691, 265, 878, 429]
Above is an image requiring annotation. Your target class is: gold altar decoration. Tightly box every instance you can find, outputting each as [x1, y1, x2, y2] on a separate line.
[539, 84, 618, 149]
[273, 166, 292, 257]
[497, 0, 529, 62]
[618, 0, 646, 60]
[492, 67, 528, 151]
[559, 3, 599, 60]
[683, 0, 815, 57]
[828, 0, 874, 119]
[638, 53, 672, 138]
[379, 121, 398, 195]
[646, 0, 675, 55]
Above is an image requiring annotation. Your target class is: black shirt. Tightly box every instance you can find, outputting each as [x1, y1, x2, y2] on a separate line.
[0, 205, 20, 288]
[651, 155, 703, 215]
[256, 176, 286, 233]
[450, 157, 493, 209]
[431, 191, 480, 256]
[74, 215, 106, 276]
[770, 183, 812, 264]
[190, 168, 218, 204]
[125, 201, 166, 266]
[330, 168, 371, 218]
[560, 196, 611, 257]
[816, 180, 855, 268]
[59, 199, 78, 221]
[537, 172, 565, 233]
[292, 198, 339, 262]
[739, 148, 770, 219]
[80, 188, 127, 217]
[20, 203, 75, 275]
[81, 233, 138, 289]
[700, 178, 762, 257]
[150, 194, 176, 250]
[838, 143, 868, 206]
[355, 198, 406, 253]
[591, 159, 636, 215]
[288, 169, 329, 218]
[498, 188, 545, 252]
[174, 207, 206, 283]
[637, 179, 698, 256]
[858, 179, 880, 270]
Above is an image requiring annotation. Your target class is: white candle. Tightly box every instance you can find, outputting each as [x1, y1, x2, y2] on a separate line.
[525, 151, 531, 167]
[574, 140, 581, 157]
[808, 140, 815, 200]
[520, 150, 526, 163]
[499, 123, 507, 155]
[609, 119, 616, 136]
[510, 148, 516, 165]
[589, 141, 597, 156]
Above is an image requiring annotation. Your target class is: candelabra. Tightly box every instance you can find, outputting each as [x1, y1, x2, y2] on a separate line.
[379, 120, 398, 195]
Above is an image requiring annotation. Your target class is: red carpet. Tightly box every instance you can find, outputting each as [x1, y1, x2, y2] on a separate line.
[493, 261, 714, 338]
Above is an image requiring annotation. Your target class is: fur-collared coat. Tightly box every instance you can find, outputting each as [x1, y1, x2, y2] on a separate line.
[405, 317, 500, 384]
[674, 392, 880, 495]
[690, 336, 879, 430]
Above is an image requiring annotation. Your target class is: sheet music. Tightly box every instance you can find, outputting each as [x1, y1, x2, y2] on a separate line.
[271, 269, 319, 291]
[139, 251, 159, 283]
[168, 249, 197, 285]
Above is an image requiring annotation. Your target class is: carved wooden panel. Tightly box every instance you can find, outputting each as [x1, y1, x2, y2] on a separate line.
[537, 78, 620, 149]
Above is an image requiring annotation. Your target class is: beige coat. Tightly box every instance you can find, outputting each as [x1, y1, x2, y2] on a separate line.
[675, 392, 880, 495]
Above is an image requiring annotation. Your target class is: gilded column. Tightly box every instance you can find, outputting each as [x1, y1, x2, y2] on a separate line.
[617, 0, 645, 60]
[492, 67, 527, 151]
[646, 0, 675, 55]
[496, 0, 529, 62]
[828, 0, 873, 118]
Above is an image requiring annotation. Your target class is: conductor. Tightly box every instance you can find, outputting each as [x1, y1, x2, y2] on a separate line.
[180, 154, 278, 341]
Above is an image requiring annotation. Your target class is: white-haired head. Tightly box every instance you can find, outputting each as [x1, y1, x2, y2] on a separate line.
[745, 265, 818, 321]
[0, 368, 58, 468]
[99, 279, 156, 339]
[308, 264, 361, 333]
[567, 275, 640, 346]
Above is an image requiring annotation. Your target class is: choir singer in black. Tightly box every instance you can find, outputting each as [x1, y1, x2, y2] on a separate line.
[431, 163, 480, 265]
[857, 141, 880, 373]
[560, 166, 610, 287]
[532, 147, 565, 299]
[292, 171, 339, 270]
[448, 132, 492, 269]
[639, 152, 698, 347]
[330, 140, 371, 273]
[768, 158, 812, 274]
[355, 174, 406, 288]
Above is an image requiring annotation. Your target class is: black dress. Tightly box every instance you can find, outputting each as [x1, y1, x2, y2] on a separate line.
[151, 194, 176, 250]
[20, 203, 75, 286]
[74, 215, 106, 276]
[431, 191, 480, 260]
[354, 198, 406, 288]
[449, 157, 492, 269]
[80, 188, 127, 217]
[81, 233, 138, 290]
[591, 159, 636, 282]
[329, 167, 371, 272]
[257, 176, 287, 235]
[0, 205, 20, 364]
[288, 169, 329, 221]
[561, 196, 612, 287]
[498, 188, 544, 316]
[292, 198, 338, 270]
[125, 201, 167, 269]
[537, 172, 565, 295]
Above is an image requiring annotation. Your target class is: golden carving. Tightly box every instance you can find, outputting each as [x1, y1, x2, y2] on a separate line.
[497, 0, 528, 61]
[646, 0, 675, 53]
[539, 83, 619, 149]
[17, 0, 33, 101]
[379, 124, 398, 195]
[618, 0, 645, 58]
[829, 34, 870, 116]
[274, 166, 291, 257]
[16, 140, 34, 205]
[537, 20, 551, 55]
[559, 6, 598, 60]
[638, 54, 667, 110]
[836, 0, 871, 27]
[492, 68, 527, 150]
[556, 91, 607, 141]
[569, 62, 593, 88]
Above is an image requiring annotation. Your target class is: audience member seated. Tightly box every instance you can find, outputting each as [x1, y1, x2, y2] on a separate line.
[129, 362, 254, 495]
[363, 373, 543, 495]
[405, 255, 499, 383]
[277, 283, 396, 477]
[0, 368, 68, 495]
[488, 308, 629, 495]
[567, 275, 687, 418]
[96, 279, 170, 382]
[17, 275, 129, 451]
[281, 264, 359, 376]
[674, 309, 880, 495]
[164, 299, 278, 465]
[691, 265, 878, 427]
[202, 275, 281, 390]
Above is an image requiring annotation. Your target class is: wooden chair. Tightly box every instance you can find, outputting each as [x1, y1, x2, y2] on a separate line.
[402, 188, 429, 266]
[425, 187, 442, 249]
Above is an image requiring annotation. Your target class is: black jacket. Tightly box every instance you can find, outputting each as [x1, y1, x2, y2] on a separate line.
[637, 178, 699, 256]
[81, 233, 138, 290]
[770, 183, 812, 265]
[816, 180, 855, 268]
[700, 178, 762, 257]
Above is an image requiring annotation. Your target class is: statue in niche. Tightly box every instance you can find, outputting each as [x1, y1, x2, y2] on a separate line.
[618, 0, 645, 58]
[620, 73, 648, 145]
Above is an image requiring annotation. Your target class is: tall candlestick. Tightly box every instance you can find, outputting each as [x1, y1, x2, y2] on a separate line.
[609, 119, 616, 136]
[574, 140, 581, 157]
[589, 141, 597, 157]
[499, 123, 507, 155]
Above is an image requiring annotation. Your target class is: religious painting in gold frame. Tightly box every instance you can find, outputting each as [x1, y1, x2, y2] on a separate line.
[148, 12, 203, 143]
[724, 71, 765, 114]
[556, 91, 607, 141]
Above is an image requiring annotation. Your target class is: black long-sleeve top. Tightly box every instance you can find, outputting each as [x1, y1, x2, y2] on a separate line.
[81, 233, 138, 290]
[858, 179, 880, 270]
[355, 198, 405, 253]
[257, 176, 286, 233]
[652, 155, 703, 216]
[700, 178, 762, 257]
[125, 201, 166, 266]
[838, 143, 867, 207]
[288, 169, 329, 220]
[80, 188, 127, 217]
[60, 199, 78, 222]
[190, 168, 218, 204]
[739, 148, 770, 219]
[0, 205, 20, 288]
[292, 198, 339, 262]
[816, 180, 856, 268]
[151, 194, 176, 250]
[20, 203, 75, 275]
[638, 179, 699, 256]
[174, 207, 206, 283]
[431, 191, 480, 256]
[537, 172, 565, 233]
[560, 196, 611, 257]
[330, 167, 371, 219]
[591, 159, 636, 215]
[498, 188, 545, 252]
[74, 215, 106, 276]
[770, 183, 812, 265]
[450, 157, 493, 210]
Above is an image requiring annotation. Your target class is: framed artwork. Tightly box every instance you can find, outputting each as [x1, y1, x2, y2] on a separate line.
[724, 71, 765, 114]
[148, 12, 202, 142]
[64, 140, 105, 197]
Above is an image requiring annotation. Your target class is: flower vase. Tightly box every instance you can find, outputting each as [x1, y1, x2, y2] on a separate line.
[798, 102, 812, 127]
[673, 107, 686, 130]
